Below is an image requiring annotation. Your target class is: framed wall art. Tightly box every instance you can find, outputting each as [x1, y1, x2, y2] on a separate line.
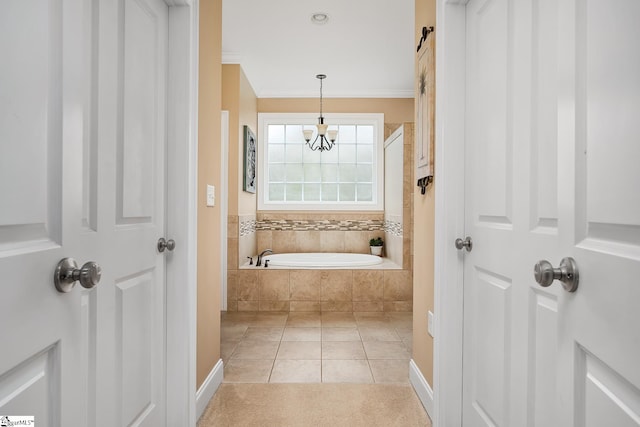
[243, 125, 257, 193]
[416, 26, 435, 194]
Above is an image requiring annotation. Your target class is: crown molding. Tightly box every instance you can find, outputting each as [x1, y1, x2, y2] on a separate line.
[221, 52, 242, 64]
[256, 89, 415, 99]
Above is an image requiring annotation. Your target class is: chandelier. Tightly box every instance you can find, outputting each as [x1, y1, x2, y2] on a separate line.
[303, 74, 338, 152]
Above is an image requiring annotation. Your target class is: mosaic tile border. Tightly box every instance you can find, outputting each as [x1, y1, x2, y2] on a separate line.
[384, 219, 403, 237]
[256, 219, 384, 232]
[240, 220, 257, 237]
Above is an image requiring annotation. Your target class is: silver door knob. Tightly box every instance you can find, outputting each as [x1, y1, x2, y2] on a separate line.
[455, 236, 473, 252]
[534, 257, 579, 292]
[54, 258, 102, 293]
[157, 237, 176, 253]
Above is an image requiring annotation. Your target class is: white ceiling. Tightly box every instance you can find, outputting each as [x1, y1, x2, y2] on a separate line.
[222, 0, 415, 99]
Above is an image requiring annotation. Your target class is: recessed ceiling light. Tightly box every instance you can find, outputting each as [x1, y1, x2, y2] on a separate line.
[311, 12, 329, 25]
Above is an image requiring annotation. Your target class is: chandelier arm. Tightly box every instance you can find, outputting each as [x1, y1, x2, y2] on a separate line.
[306, 133, 336, 152]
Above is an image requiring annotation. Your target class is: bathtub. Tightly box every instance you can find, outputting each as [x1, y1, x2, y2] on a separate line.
[262, 252, 384, 269]
[233, 253, 408, 312]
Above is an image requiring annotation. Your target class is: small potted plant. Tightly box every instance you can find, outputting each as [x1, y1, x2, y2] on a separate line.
[369, 237, 384, 256]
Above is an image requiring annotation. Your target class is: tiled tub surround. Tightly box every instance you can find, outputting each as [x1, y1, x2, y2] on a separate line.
[384, 215, 403, 267]
[226, 268, 412, 313]
[227, 214, 258, 273]
[256, 213, 385, 255]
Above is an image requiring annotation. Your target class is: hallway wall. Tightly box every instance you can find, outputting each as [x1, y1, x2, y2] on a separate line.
[197, 0, 223, 389]
[412, 0, 436, 388]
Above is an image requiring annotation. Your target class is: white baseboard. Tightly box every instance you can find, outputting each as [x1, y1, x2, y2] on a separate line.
[196, 359, 224, 420]
[410, 359, 434, 420]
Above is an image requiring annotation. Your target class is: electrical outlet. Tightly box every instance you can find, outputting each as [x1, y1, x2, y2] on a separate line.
[427, 311, 434, 338]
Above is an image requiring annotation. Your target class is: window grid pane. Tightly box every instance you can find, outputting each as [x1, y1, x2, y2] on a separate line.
[266, 123, 376, 204]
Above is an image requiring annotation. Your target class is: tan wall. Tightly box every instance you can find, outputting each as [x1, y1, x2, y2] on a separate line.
[413, 0, 436, 388]
[222, 65, 258, 312]
[258, 98, 413, 123]
[222, 65, 240, 217]
[197, 0, 222, 390]
[238, 69, 258, 214]
[222, 64, 258, 216]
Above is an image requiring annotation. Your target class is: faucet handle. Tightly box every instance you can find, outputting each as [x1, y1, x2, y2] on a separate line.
[247, 256, 253, 265]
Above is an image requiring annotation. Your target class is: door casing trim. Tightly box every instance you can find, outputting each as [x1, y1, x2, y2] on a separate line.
[165, 1, 199, 425]
[433, 1, 468, 426]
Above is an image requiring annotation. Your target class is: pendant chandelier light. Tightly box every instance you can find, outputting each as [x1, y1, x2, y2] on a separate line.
[303, 74, 338, 152]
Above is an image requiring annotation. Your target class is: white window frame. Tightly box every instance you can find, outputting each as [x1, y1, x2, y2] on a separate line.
[257, 113, 385, 211]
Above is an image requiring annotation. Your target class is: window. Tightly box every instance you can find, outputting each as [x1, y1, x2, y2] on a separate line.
[258, 113, 384, 211]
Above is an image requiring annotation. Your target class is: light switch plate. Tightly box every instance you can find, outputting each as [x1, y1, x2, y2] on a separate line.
[206, 185, 215, 207]
[427, 311, 434, 337]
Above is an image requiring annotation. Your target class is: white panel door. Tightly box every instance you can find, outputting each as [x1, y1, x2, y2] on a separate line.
[0, 0, 87, 425]
[462, 0, 640, 425]
[556, 0, 640, 425]
[462, 0, 525, 425]
[94, 0, 169, 425]
[0, 0, 171, 426]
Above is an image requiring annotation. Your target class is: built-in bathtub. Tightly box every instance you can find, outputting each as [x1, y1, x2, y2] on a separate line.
[262, 252, 384, 269]
[231, 252, 411, 313]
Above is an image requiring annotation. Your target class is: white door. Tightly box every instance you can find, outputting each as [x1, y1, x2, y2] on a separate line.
[94, 0, 169, 425]
[0, 0, 171, 426]
[556, 0, 640, 425]
[462, 0, 530, 424]
[0, 1, 89, 425]
[461, 0, 640, 426]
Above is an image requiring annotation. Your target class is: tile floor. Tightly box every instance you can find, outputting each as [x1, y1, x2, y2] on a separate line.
[221, 311, 413, 384]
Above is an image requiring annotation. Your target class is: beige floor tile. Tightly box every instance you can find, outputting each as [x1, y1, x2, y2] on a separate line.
[362, 341, 411, 360]
[322, 360, 373, 383]
[231, 341, 280, 360]
[221, 340, 240, 362]
[354, 312, 389, 320]
[286, 312, 322, 327]
[221, 310, 415, 385]
[322, 341, 366, 360]
[270, 360, 322, 383]
[358, 326, 401, 342]
[354, 313, 392, 327]
[221, 311, 258, 324]
[387, 312, 413, 329]
[243, 326, 284, 341]
[369, 359, 410, 383]
[321, 327, 361, 342]
[395, 328, 413, 342]
[321, 312, 357, 327]
[221, 324, 248, 341]
[282, 327, 321, 341]
[224, 359, 274, 383]
[252, 313, 288, 327]
[276, 342, 321, 360]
